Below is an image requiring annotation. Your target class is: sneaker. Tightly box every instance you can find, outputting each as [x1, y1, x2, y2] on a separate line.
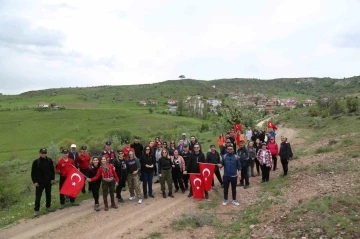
[129, 196, 135, 201]
[71, 202, 80, 206]
[232, 200, 240, 206]
[118, 198, 124, 203]
[149, 194, 154, 198]
[33, 211, 39, 217]
[46, 207, 55, 212]
[59, 204, 65, 210]
[222, 200, 228, 206]
[94, 204, 100, 212]
[138, 199, 143, 204]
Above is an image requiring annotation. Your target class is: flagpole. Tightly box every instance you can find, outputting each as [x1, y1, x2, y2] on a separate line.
[71, 164, 88, 179]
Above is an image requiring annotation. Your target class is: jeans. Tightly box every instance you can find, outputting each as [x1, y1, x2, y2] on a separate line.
[91, 180, 101, 204]
[142, 171, 153, 195]
[281, 158, 289, 175]
[240, 161, 249, 185]
[59, 176, 75, 204]
[34, 183, 52, 211]
[223, 176, 237, 200]
[272, 155, 278, 170]
[261, 164, 271, 182]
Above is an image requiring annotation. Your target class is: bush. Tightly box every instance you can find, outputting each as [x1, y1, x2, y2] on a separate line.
[0, 166, 18, 209]
[47, 141, 61, 163]
[315, 146, 333, 154]
[58, 138, 76, 150]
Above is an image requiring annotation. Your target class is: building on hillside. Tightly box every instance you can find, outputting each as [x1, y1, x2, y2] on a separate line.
[206, 98, 222, 107]
[302, 99, 317, 107]
[169, 106, 178, 112]
[138, 100, 147, 106]
[167, 99, 177, 105]
[38, 102, 50, 108]
[149, 99, 158, 105]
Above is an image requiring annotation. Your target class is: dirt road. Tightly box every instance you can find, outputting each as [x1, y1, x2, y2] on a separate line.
[0, 124, 298, 239]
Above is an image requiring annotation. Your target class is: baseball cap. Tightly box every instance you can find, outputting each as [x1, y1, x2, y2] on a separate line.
[125, 140, 130, 144]
[105, 141, 112, 146]
[61, 149, 69, 154]
[70, 144, 76, 148]
[81, 146, 87, 150]
[39, 148, 47, 153]
[134, 136, 140, 139]
[182, 133, 186, 136]
[226, 139, 231, 143]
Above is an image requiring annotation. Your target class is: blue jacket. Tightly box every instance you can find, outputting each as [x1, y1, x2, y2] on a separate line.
[222, 153, 241, 177]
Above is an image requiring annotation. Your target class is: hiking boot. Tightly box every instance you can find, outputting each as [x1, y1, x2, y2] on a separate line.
[104, 204, 109, 211]
[187, 192, 193, 198]
[204, 193, 209, 199]
[46, 207, 55, 212]
[94, 204, 100, 212]
[71, 202, 80, 206]
[162, 192, 167, 198]
[59, 204, 65, 210]
[118, 198, 124, 203]
[232, 200, 240, 206]
[222, 200, 228, 206]
[144, 194, 148, 199]
[149, 194, 154, 198]
[111, 203, 118, 209]
[138, 198, 143, 204]
[33, 211, 39, 217]
[168, 192, 174, 198]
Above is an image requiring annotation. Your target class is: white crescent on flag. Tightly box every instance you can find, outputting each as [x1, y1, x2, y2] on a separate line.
[202, 168, 211, 181]
[193, 178, 202, 190]
[70, 173, 81, 186]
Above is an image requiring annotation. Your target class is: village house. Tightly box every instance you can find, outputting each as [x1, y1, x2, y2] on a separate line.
[138, 100, 147, 106]
[168, 106, 178, 112]
[38, 102, 50, 108]
[206, 98, 222, 107]
[167, 99, 177, 105]
[149, 99, 158, 105]
[302, 99, 317, 107]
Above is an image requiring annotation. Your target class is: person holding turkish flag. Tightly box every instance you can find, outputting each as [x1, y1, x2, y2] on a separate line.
[59, 165, 85, 198]
[199, 162, 215, 191]
[56, 149, 80, 209]
[189, 174, 204, 199]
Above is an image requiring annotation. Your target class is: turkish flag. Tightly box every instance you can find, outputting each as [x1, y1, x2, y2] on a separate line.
[234, 123, 242, 132]
[60, 166, 85, 197]
[199, 163, 215, 191]
[234, 133, 241, 146]
[267, 120, 278, 130]
[189, 174, 204, 199]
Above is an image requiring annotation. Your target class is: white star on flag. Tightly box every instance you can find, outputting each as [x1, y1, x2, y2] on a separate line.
[72, 182, 76, 186]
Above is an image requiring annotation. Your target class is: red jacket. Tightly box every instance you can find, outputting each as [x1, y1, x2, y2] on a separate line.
[267, 142, 279, 156]
[90, 163, 119, 183]
[78, 153, 91, 170]
[122, 147, 135, 160]
[56, 158, 75, 177]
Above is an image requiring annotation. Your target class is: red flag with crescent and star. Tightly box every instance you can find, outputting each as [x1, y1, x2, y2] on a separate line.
[199, 163, 215, 191]
[60, 166, 85, 197]
[267, 120, 278, 130]
[189, 174, 204, 199]
[234, 122, 242, 132]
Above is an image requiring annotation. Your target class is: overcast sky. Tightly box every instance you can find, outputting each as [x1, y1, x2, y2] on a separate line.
[1, 0, 360, 94]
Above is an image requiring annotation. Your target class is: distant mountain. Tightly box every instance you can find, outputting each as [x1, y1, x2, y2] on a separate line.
[15, 76, 360, 101]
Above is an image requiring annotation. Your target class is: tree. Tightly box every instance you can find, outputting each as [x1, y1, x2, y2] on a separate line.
[329, 100, 344, 115]
[148, 108, 153, 114]
[346, 96, 359, 113]
[177, 95, 184, 116]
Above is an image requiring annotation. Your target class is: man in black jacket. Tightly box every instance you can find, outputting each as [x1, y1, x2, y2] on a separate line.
[279, 136, 292, 176]
[206, 144, 223, 187]
[131, 136, 144, 159]
[237, 141, 250, 188]
[183, 144, 208, 198]
[31, 148, 56, 217]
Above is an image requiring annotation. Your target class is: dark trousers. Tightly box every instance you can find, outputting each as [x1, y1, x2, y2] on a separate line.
[255, 158, 261, 175]
[182, 173, 189, 189]
[102, 180, 115, 205]
[59, 176, 75, 204]
[80, 169, 91, 192]
[212, 167, 223, 186]
[142, 171, 154, 195]
[34, 183, 52, 211]
[261, 165, 271, 182]
[272, 155, 278, 170]
[172, 169, 185, 191]
[116, 176, 127, 199]
[281, 158, 289, 175]
[240, 161, 250, 185]
[91, 180, 101, 205]
[223, 176, 237, 200]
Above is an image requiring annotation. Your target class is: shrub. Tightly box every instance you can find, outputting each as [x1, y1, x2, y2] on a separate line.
[0, 166, 18, 209]
[47, 141, 61, 163]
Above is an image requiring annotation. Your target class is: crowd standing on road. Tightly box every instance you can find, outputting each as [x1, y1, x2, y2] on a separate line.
[31, 127, 293, 217]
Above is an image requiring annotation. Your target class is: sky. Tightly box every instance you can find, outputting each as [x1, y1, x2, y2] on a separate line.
[0, 0, 360, 94]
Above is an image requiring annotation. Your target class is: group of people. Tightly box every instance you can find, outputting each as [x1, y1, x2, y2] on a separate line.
[31, 129, 293, 216]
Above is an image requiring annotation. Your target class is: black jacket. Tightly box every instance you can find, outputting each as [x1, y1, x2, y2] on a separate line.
[31, 157, 55, 184]
[130, 142, 144, 159]
[186, 152, 206, 173]
[206, 151, 221, 164]
[68, 151, 79, 168]
[140, 153, 156, 173]
[113, 158, 128, 180]
[279, 142, 292, 159]
[89, 162, 101, 183]
[237, 147, 249, 165]
[158, 157, 172, 173]
[181, 150, 192, 166]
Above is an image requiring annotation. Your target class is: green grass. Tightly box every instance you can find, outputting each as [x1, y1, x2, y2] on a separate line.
[145, 232, 162, 239]
[314, 145, 334, 154]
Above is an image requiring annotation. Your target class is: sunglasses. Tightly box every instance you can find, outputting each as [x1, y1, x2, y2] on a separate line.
[162, 151, 168, 153]
[145, 148, 150, 150]
[194, 147, 200, 149]
[41, 152, 47, 154]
